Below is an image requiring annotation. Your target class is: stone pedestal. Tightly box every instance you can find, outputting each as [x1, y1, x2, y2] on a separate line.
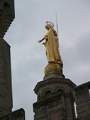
[0, 39, 13, 117]
[44, 62, 63, 77]
[33, 74, 76, 120]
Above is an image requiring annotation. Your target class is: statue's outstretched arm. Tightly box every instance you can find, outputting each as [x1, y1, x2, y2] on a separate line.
[38, 37, 45, 43]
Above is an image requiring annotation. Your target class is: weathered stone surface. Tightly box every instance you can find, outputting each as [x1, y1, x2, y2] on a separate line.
[0, 38, 13, 117]
[0, 108, 25, 120]
[33, 74, 76, 120]
[0, 0, 15, 37]
[75, 81, 90, 120]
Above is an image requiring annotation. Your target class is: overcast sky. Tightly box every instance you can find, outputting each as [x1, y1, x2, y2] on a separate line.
[4, 0, 90, 120]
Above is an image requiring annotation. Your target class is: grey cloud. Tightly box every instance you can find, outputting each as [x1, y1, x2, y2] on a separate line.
[63, 33, 90, 85]
[77, 34, 90, 63]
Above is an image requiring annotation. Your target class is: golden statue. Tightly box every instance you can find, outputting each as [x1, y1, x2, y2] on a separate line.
[38, 21, 63, 76]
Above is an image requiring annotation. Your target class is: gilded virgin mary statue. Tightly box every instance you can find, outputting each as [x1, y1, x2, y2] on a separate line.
[38, 21, 63, 76]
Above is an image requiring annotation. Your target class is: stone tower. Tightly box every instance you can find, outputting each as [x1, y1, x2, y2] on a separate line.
[0, 0, 15, 117]
[33, 75, 76, 120]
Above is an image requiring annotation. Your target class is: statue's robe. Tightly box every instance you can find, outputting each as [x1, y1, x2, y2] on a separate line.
[44, 28, 62, 64]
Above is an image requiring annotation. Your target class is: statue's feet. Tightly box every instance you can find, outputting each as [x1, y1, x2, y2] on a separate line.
[44, 62, 63, 77]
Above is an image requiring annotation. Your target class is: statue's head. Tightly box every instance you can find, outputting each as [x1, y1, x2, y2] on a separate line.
[45, 21, 54, 30]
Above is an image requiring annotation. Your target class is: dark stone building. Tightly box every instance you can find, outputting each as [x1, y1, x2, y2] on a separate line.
[0, 0, 15, 117]
[0, 0, 25, 119]
[0, 39, 12, 117]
